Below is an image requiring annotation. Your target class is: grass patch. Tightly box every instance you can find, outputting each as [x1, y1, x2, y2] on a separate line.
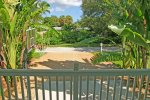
[49, 43, 100, 47]
[28, 49, 44, 60]
[49, 43, 119, 47]
[49, 43, 75, 47]
[32, 52, 44, 59]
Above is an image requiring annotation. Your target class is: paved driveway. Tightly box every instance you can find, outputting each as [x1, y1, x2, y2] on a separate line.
[35, 47, 120, 53]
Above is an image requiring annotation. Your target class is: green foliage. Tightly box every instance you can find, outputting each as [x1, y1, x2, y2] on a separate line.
[36, 29, 61, 45]
[16, 42, 23, 68]
[81, 0, 114, 36]
[44, 16, 60, 26]
[91, 51, 123, 65]
[44, 15, 73, 27]
[108, 25, 149, 48]
[48, 43, 100, 47]
[62, 24, 76, 31]
[27, 49, 44, 61]
[106, 0, 150, 69]
[61, 30, 91, 43]
[78, 36, 117, 45]
[0, 0, 50, 69]
[0, 87, 1, 96]
[35, 28, 120, 46]
[35, 33, 44, 45]
[79, 0, 122, 46]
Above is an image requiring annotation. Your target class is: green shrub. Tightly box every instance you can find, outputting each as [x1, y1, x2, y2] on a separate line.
[27, 49, 35, 61]
[91, 51, 123, 67]
[36, 33, 44, 45]
[27, 49, 44, 61]
[61, 30, 91, 43]
[36, 29, 62, 45]
[78, 36, 117, 45]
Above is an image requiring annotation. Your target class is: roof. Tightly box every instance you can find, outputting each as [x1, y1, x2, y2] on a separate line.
[53, 27, 62, 31]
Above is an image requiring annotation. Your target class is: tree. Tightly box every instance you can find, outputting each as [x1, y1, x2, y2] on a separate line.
[65, 15, 73, 25]
[0, 0, 50, 69]
[81, 0, 113, 35]
[59, 15, 66, 26]
[44, 16, 60, 27]
[81, 0, 121, 44]
[44, 15, 73, 27]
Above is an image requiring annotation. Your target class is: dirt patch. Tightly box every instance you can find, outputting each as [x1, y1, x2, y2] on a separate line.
[29, 50, 114, 70]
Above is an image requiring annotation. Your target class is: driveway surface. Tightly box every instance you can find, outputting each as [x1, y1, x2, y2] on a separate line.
[30, 47, 120, 69]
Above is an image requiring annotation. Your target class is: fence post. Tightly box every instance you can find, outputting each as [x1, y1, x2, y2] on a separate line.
[100, 42, 103, 53]
[73, 63, 79, 100]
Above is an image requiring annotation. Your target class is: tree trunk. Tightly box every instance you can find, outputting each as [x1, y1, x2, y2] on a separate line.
[0, 27, 2, 53]
[20, 32, 26, 68]
[141, 47, 147, 69]
[122, 37, 126, 68]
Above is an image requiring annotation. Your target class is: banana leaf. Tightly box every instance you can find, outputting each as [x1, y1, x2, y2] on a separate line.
[121, 28, 149, 47]
[108, 25, 125, 35]
[108, 25, 149, 48]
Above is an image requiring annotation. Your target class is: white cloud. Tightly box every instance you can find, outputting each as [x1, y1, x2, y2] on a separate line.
[48, 0, 55, 3]
[48, 0, 82, 7]
[48, 0, 82, 13]
[50, 7, 65, 12]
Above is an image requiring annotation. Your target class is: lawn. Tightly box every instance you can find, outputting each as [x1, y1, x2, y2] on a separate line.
[48, 43, 119, 47]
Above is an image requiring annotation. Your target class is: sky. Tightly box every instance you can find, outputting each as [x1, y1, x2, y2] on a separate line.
[44, 0, 83, 22]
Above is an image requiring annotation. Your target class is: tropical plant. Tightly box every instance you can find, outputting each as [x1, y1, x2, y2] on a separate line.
[35, 27, 61, 46]
[108, 25, 149, 68]
[0, 0, 50, 69]
[109, 0, 150, 69]
[0, 0, 51, 97]
[90, 0, 150, 69]
[91, 52, 122, 64]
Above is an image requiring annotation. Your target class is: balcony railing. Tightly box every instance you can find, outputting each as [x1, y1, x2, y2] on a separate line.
[0, 67, 150, 100]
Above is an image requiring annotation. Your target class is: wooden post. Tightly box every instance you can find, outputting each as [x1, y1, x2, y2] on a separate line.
[73, 63, 79, 100]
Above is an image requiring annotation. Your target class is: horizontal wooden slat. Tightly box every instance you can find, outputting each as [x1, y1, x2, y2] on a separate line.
[0, 68, 150, 100]
[0, 69, 150, 76]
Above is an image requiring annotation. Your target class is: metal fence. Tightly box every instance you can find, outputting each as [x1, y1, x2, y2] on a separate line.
[0, 67, 150, 100]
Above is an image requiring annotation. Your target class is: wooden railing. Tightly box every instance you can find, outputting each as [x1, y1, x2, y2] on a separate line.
[0, 67, 150, 100]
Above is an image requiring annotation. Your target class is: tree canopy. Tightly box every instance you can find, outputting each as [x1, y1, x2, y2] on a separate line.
[44, 15, 73, 27]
